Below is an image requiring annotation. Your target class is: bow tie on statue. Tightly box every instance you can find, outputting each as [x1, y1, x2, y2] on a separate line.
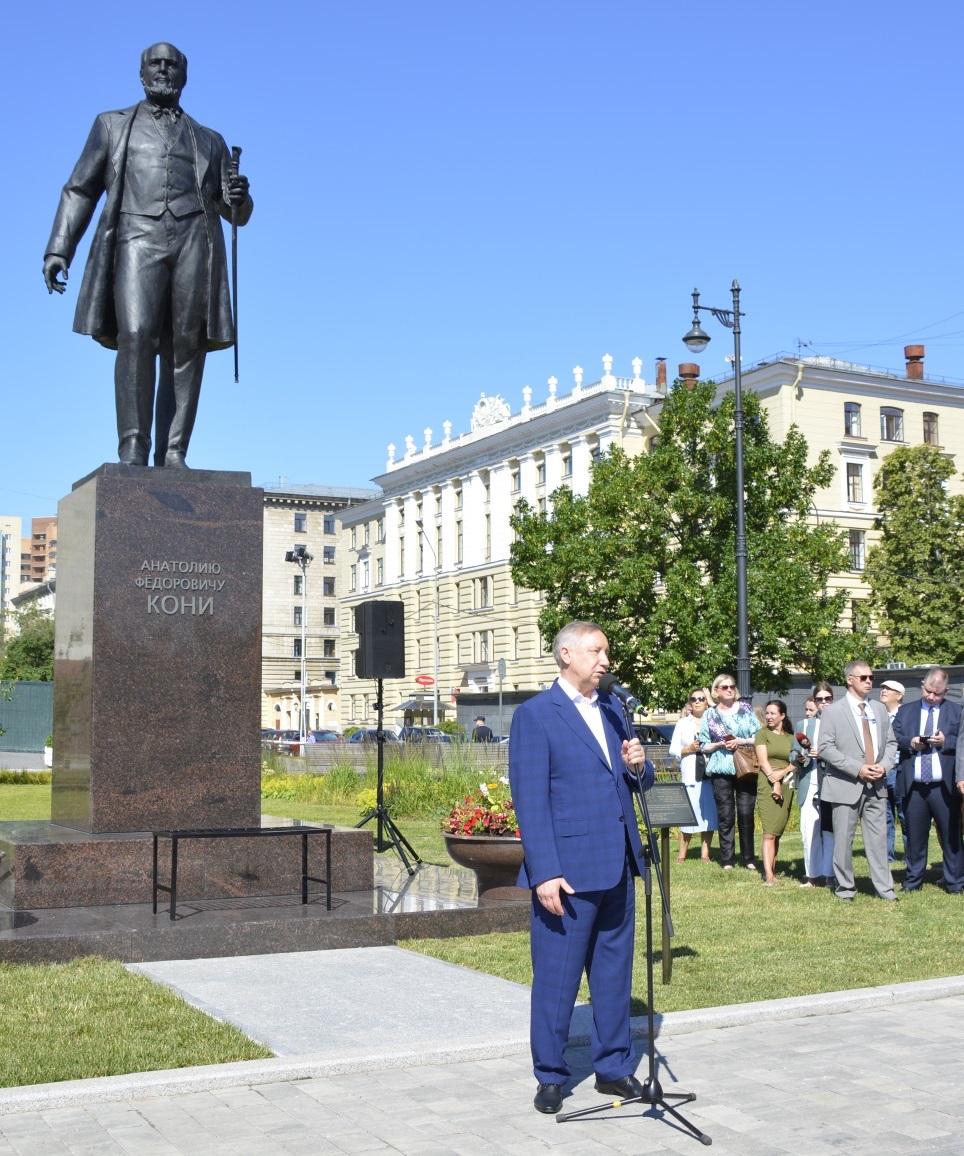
[149, 104, 182, 121]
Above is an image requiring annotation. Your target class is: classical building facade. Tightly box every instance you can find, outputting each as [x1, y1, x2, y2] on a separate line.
[261, 483, 379, 732]
[336, 344, 964, 727]
[338, 356, 664, 729]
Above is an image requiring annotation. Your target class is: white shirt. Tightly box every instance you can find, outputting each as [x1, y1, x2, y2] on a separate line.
[914, 701, 944, 782]
[848, 694, 879, 761]
[557, 677, 612, 768]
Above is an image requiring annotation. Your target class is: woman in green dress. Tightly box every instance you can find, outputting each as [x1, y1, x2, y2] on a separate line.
[755, 700, 796, 886]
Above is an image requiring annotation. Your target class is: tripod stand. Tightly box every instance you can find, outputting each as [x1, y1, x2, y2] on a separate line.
[355, 679, 421, 876]
[557, 698, 711, 1146]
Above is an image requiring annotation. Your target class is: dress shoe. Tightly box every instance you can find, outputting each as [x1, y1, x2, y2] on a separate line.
[875, 894, 899, 903]
[163, 450, 190, 469]
[594, 1074, 644, 1100]
[118, 437, 148, 467]
[533, 1082, 563, 1114]
[900, 885, 920, 893]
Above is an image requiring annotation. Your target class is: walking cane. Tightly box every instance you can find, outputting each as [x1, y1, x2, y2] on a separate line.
[230, 145, 242, 383]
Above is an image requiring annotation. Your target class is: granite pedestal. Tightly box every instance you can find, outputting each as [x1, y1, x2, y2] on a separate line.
[0, 466, 372, 912]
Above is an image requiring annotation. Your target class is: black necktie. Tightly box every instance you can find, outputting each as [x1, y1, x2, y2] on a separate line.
[921, 707, 935, 783]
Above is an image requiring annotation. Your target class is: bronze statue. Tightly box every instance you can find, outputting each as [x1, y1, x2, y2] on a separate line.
[43, 43, 252, 468]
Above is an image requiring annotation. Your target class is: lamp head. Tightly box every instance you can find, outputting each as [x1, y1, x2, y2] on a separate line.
[683, 322, 711, 354]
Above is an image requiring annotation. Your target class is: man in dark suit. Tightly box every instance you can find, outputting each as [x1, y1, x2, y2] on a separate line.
[819, 660, 898, 902]
[892, 668, 964, 893]
[43, 43, 252, 467]
[508, 621, 653, 1114]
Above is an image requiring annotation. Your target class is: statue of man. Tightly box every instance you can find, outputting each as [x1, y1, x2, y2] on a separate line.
[43, 43, 253, 468]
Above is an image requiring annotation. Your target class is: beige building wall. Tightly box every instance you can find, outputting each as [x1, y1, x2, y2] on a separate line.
[261, 484, 379, 732]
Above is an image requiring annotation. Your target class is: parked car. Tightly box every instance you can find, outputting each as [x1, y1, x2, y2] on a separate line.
[634, 723, 675, 746]
[308, 730, 341, 743]
[397, 726, 448, 743]
[348, 729, 400, 744]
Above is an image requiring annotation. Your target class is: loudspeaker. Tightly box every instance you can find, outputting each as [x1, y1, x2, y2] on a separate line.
[354, 600, 406, 679]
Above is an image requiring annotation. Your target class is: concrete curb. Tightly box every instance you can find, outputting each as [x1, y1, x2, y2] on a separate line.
[2, 974, 963, 1115]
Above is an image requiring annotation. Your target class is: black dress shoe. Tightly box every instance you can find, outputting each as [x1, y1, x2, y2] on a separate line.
[118, 436, 148, 467]
[594, 1074, 644, 1100]
[163, 450, 190, 469]
[534, 1083, 563, 1114]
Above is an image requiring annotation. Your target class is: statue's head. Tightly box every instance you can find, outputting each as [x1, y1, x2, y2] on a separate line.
[140, 42, 188, 103]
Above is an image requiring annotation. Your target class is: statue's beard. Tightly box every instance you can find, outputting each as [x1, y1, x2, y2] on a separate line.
[143, 80, 181, 103]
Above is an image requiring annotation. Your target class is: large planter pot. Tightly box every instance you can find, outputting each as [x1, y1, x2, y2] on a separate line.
[442, 833, 528, 902]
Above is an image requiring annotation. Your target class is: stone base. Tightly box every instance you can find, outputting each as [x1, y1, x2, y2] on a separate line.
[0, 821, 373, 911]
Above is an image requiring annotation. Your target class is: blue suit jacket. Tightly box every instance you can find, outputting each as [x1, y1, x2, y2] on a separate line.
[892, 697, 961, 797]
[508, 680, 652, 892]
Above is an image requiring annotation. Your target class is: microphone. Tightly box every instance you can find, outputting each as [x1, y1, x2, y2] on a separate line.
[598, 673, 647, 715]
[795, 732, 811, 750]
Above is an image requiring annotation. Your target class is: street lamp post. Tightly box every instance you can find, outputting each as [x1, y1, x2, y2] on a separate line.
[415, 519, 441, 726]
[682, 279, 752, 699]
[285, 544, 314, 743]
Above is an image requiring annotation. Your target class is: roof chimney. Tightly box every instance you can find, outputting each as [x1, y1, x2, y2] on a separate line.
[679, 363, 700, 389]
[905, 345, 925, 380]
[655, 358, 667, 391]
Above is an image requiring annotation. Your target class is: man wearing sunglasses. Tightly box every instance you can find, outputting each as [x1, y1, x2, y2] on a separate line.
[818, 661, 898, 902]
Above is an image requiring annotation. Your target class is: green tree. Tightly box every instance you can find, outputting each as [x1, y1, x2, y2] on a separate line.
[864, 443, 964, 664]
[0, 608, 55, 682]
[509, 378, 871, 706]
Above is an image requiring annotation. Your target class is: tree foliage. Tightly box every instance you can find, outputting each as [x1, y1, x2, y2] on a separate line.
[0, 608, 55, 682]
[865, 443, 964, 664]
[510, 378, 871, 706]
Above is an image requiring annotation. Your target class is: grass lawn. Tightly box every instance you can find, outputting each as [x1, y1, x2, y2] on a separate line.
[0, 958, 271, 1088]
[0, 782, 53, 821]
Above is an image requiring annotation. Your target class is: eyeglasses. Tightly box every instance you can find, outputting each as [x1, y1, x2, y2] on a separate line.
[814, 695, 832, 703]
[717, 684, 736, 691]
[852, 674, 874, 682]
[689, 695, 706, 704]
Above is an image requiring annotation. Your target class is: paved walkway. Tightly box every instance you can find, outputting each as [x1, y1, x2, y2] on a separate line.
[0, 752, 45, 772]
[1, 949, 963, 1154]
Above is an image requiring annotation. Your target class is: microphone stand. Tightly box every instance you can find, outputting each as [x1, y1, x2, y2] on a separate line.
[556, 697, 711, 1146]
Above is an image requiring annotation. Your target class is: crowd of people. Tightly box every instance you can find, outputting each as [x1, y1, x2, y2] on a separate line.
[669, 664, 964, 900]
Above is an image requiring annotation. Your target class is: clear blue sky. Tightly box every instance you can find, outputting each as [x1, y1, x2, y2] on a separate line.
[4, 0, 963, 525]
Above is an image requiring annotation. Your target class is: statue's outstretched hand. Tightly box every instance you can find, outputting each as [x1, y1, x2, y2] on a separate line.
[43, 255, 68, 295]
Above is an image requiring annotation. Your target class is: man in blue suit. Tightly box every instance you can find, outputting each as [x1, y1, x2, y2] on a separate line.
[892, 668, 964, 893]
[509, 621, 653, 1115]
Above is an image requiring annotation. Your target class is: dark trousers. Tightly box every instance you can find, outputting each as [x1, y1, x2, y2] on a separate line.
[114, 210, 209, 463]
[902, 780, 964, 892]
[885, 768, 906, 860]
[529, 857, 636, 1085]
[710, 774, 757, 867]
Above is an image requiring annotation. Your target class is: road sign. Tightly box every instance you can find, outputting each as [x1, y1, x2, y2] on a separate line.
[414, 674, 435, 686]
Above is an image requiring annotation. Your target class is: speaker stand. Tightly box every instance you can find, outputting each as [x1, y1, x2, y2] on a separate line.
[356, 679, 421, 875]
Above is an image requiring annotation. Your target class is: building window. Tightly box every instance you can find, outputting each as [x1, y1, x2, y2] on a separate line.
[561, 450, 572, 477]
[293, 669, 301, 682]
[376, 558, 384, 585]
[846, 463, 864, 503]
[362, 560, 370, 591]
[323, 639, 336, 658]
[323, 577, 335, 597]
[293, 639, 302, 658]
[454, 484, 463, 510]
[510, 464, 520, 492]
[880, 407, 904, 442]
[477, 576, 490, 608]
[349, 564, 357, 592]
[364, 522, 371, 546]
[477, 630, 491, 662]
[325, 671, 337, 685]
[537, 496, 547, 514]
[323, 607, 335, 626]
[536, 460, 546, 485]
[293, 606, 303, 627]
[350, 526, 357, 548]
[924, 412, 939, 446]
[293, 575, 303, 595]
[323, 546, 335, 564]
[456, 520, 463, 563]
[323, 515, 335, 534]
[849, 530, 866, 572]
[844, 402, 861, 437]
[485, 514, 491, 560]
[377, 517, 385, 543]
[294, 513, 307, 533]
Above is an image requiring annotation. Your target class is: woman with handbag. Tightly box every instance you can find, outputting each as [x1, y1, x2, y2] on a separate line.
[670, 688, 718, 861]
[755, 699, 796, 886]
[698, 673, 759, 871]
